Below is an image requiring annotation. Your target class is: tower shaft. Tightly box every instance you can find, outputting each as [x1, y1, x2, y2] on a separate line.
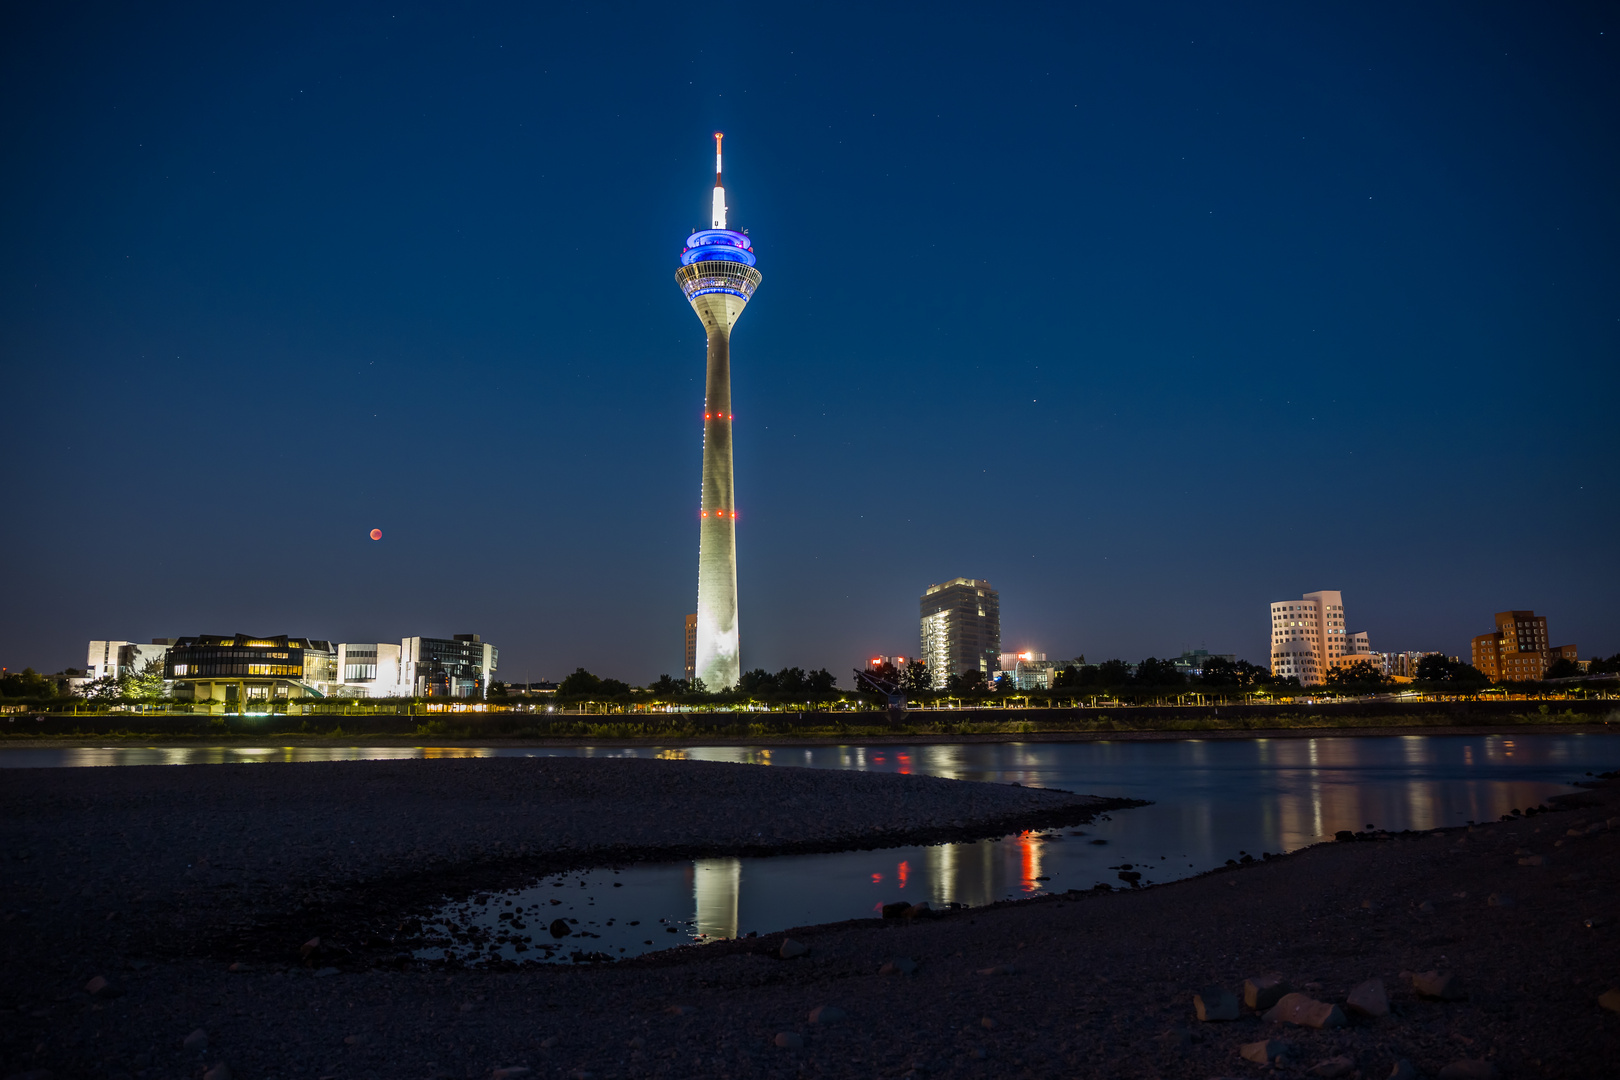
[694, 293, 743, 689]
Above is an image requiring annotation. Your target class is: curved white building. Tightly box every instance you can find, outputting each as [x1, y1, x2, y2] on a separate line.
[1269, 590, 1361, 685]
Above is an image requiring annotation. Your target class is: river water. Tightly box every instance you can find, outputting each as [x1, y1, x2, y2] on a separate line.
[5, 734, 1615, 963]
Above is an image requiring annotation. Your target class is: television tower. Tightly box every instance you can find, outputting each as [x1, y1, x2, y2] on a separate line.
[676, 133, 761, 691]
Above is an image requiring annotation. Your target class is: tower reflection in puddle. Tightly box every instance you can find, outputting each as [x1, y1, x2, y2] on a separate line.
[692, 857, 741, 939]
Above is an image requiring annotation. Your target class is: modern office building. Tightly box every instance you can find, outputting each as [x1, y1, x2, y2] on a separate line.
[165, 634, 337, 706]
[400, 634, 498, 698]
[1172, 649, 1237, 677]
[85, 639, 176, 682]
[335, 642, 402, 697]
[1471, 611, 1577, 682]
[676, 132, 762, 693]
[1268, 590, 1369, 685]
[998, 651, 1056, 690]
[920, 578, 1002, 689]
[684, 614, 698, 683]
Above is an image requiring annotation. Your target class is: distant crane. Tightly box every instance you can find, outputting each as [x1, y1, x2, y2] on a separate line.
[853, 665, 907, 725]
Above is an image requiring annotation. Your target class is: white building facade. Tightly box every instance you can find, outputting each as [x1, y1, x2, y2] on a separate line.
[1269, 590, 1371, 686]
[335, 643, 403, 697]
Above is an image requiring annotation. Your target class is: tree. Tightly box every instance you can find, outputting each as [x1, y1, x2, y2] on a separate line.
[945, 669, 987, 694]
[1587, 654, 1620, 676]
[804, 669, 837, 695]
[1200, 657, 1271, 689]
[902, 660, 930, 694]
[739, 668, 778, 696]
[1415, 655, 1488, 686]
[649, 674, 681, 697]
[1134, 657, 1185, 687]
[1544, 658, 1581, 680]
[122, 658, 167, 702]
[598, 678, 631, 697]
[558, 668, 603, 696]
[0, 667, 58, 699]
[1326, 660, 1389, 689]
[1094, 659, 1134, 687]
[994, 671, 1017, 693]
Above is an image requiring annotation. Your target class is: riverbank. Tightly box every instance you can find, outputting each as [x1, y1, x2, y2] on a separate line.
[3, 760, 1617, 1079]
[0, 722, 1613, 752]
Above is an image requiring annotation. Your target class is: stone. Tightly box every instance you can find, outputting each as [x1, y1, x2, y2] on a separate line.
[1261, 993, 1347, 1029]
[1517, 855, 1544, 866]
[183, 1029, 209, 1052]
[1243, 973, 1290, 1011]
[1598, 988, 1620, 1014]
[904, 902, 933, 919]
[1418, 900, 1436, 914]
[1347, 978, 1390, 1018]
[975, 964, 1016, 976]
[492, 1070, 531, 1079]
[1486, 893, 1514, 907]
[664, 1005, 696, 1016]
[1389, 1060, 1420, 1080]
[202, 1065, 231, 1080]
[540, 1037, 560, 1048]
[881, 902, 911, 919]
[343, 1034, 367, 1045]
[1240, 1039, 1293, 1065]
[773, 1032, 804, 1049]
[1156, 1027, 1192, 1049]
[979, 1017, 997, 1030]
[1412, 971, 1466, 1001]
[1436, 1061, 1497, 1079]
[299, 936, 320, 959]
[880, 958, 919, 975]
[313, 967, 339, 977]
[779, 938, 809, 959]
[549, 919, 571, 938]
[1310, 1056, 1356, 1078]
[1193, 987, 1240, 1022]
[808, 1006, 846, 1024]
[84, 975, 122, 998]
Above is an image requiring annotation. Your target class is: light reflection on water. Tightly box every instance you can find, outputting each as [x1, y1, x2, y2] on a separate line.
[5, 735, 1614, 964]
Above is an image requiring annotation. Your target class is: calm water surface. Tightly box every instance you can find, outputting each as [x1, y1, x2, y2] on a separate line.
[6, 736, 1615, 962]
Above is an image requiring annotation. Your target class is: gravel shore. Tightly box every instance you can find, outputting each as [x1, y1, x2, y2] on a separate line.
[2, 758, 1618, 1079]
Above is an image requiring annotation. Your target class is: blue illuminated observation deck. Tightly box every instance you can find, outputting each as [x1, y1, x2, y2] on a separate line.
[676, 230, 761, 301]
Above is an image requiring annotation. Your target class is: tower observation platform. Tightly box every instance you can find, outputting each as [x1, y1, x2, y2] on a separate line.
[676, 133, 761, 692]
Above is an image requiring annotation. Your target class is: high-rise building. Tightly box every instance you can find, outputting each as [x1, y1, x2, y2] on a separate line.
[400, 634, 498, 698]
[335, 642, 402, 697]
[1471, 611, 1577, 681]
[920, 578, 1002, 689]
[683, 614, 698, 683]
[1268, 590, 1368, 685]
[676, 132, 762, 693]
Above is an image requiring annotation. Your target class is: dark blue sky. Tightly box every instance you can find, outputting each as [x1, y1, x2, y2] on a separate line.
[3, 2, 1616, 683]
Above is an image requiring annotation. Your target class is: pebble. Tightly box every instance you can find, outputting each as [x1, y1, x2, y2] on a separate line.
[779, 938, 809, 959]
[202, 1064, 231, 1080]
[491, 1069, 531, 1079]
[1310, 1055, 1355, 1078]
[1412, 971, 1466, 1001]
[1599, 988, 1620, 1014]
[880, 958, 918, 975]
[313, 967, 339, 977]
[773, 1032, 804, 1049]
[1389, 1060, 1420, 1079]
[1517, 855, 1544, 866]
[1418, 900, 1436, 914]
[664, 1005, 696, 1016]
[1437, 1061, 1498, 1079]
[1243, 973, 1290, 1011]
[904, 902, 933, 919]
[881, 902, 911, 919]
[1240, 1038, 1293, 1064]
[1156, 1026, 1192, 1048]
[549, 919, 571, 938]
[808, 1005, 846, 1024]
[1194, 987, 1240, 1022]
[182, 1029, 209, 1051]
[975, 964, 1016, 976]
[1486, 893, 1514, 907]
[299, 936, 320, 959]
[343, 1034, 367, 1045]
[1346, 978, 1390, 1018]
[1261, 993, 1347, 1029]
[84, 975, 122, 998]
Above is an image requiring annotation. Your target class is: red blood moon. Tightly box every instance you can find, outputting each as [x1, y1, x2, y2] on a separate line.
[369, 528, 382, 541]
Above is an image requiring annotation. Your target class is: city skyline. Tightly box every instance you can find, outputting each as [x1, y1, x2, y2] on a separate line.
[1, 4, 1616, 683]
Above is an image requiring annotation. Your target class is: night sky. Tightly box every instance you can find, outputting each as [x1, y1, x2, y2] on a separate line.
[3, 3, 1616, 684]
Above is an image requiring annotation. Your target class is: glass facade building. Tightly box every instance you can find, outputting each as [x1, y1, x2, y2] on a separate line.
[165, 634, 337, 705]
[400, 634, 498, 698]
